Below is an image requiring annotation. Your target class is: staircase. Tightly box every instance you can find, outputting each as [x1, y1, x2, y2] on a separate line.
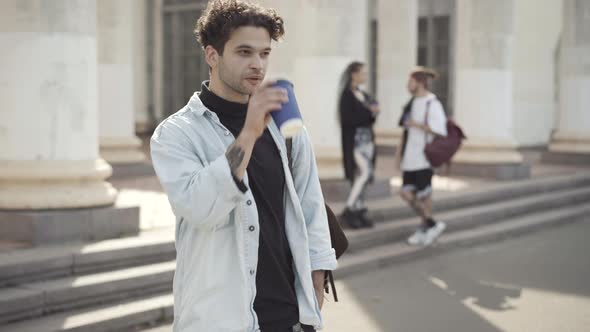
[1, 173, 589, 332]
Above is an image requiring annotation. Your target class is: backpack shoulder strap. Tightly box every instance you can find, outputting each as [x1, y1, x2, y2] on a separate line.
[424, 99, 433, 124]
[286, 138, 293, 174]
[285, 136, 342, 302]
[424, 100, 432, 142]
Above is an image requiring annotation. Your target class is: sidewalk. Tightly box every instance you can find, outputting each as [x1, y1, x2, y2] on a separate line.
[321, 219, 590, 332]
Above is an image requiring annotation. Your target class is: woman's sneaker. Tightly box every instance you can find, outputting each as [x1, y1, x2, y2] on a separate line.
[422, 221, 447, 246]
[357, 208, 374, 228]
[339, 208, 363, 229]
[407, 228, 427, 245]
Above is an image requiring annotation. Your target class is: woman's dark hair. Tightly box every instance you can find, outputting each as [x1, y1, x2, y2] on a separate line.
[194, 0, 285, 55]
[338, 61, 365, 126]
[338, 61, 365, 98]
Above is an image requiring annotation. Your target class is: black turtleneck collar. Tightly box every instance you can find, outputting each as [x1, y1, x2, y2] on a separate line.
[199, 81, 248, 120]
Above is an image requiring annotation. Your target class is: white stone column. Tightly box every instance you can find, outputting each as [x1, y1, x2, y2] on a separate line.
[511, 0, 562, 147]
[133, 0, 152, 135]
[263, 0, 369, 179]
[375, 0, 417, 147]
[453, 0, 529, 179]
[0, 0, 117, 209]
[548, 0, 590, 155]
[98, 0, 146, 164]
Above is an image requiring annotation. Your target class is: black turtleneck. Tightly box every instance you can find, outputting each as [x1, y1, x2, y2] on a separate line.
[199, 82, 299, 331]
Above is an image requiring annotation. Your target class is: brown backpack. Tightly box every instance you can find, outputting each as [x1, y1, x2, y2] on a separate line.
[286, 138, 348, 302]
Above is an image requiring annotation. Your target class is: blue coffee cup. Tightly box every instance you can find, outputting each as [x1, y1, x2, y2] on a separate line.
[271, 79, 303, 138]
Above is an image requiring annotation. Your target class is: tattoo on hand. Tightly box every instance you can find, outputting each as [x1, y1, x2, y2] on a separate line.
[226, 143, 245, 175]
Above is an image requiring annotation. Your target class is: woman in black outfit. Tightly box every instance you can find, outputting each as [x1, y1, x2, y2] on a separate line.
[338, 62, 379, 229]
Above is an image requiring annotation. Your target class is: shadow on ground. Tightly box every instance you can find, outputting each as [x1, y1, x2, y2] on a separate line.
[323, 219, 590, 332]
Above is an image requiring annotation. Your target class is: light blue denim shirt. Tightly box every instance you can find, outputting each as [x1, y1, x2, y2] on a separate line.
[150, 91, 337, 332]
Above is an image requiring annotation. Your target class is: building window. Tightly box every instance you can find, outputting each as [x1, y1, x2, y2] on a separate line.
[417, 15, 452, 115]
[162, 0, 209, 116]
[369, 19, 378, 96]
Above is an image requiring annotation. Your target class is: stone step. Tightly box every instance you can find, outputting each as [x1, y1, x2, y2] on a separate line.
[3, 186, 587, 325]
[140, 324, 173, 332]
[346, 185, 590, 253]
[2, 173, 589, 288]
[2, 203, 588, 332]
[0, 261, 175, 324]
[0, 228, 175, 288]
[332, 173, 590, 222]
[336, 203, 590, 278]
[3, 185, 587, 326]
[0, 241, 30, 253]
[0, 294, 173, 332]
[321, 177, 392, 202]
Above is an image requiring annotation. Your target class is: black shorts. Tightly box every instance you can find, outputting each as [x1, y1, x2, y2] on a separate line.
[402, 168, 433, 199]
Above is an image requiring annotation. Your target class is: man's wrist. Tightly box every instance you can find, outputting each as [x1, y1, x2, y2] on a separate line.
[237, 129, 257, 145]
[312, 270, 325, 290]
[226, 130, 256, 181]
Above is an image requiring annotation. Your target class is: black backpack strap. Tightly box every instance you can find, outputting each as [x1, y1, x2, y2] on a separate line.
[424, 99, 432, 142]
[327, 271, 338, 301]
[286, 138, 293, 172]
[285, 137, 340, 302]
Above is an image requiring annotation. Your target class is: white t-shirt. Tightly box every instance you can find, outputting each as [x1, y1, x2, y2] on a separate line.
[401, 93, 447, 171]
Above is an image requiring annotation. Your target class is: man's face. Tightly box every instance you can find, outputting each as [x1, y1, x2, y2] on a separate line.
[407, 76, 419, 95]
[214, 26, 272, 96]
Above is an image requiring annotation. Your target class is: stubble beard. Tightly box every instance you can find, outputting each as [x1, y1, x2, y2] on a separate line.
[218, 59, 252, 97]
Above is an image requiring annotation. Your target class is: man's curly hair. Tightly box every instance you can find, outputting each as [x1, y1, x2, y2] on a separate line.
[194, 0, 285, 55]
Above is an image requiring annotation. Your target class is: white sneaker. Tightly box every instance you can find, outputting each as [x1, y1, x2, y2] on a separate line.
[407, 228, 427, 246]
[423, 222, 447, 246]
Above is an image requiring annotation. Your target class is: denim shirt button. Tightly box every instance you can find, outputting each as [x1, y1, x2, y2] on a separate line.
[249, 225, 255, 232]
[249, 269, 255, 275]
[224, 131, 230, 136]
[246, 200, 252, 206]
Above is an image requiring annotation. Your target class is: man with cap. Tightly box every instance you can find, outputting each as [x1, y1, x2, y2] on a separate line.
[395, 66, 448, 246]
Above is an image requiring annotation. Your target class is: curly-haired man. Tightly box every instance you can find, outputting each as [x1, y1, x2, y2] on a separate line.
[150, 1, 336, 331]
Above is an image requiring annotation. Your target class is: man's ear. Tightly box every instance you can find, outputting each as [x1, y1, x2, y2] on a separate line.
[204, 45, 220, 69]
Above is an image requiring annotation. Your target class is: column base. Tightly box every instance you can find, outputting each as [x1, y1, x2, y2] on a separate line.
[100, 136, 146, 165]
[0, 159, 118, 210]
[135, 121, 155, 135]
[375, 128, 402, 154]
[374, 128, 402, 147]
[0, 205, 139, 245]
[110, 163, 157, 179]
[542, 151, 590, 166]
[543, 136, 590, 165]
[451, 140, 531, 180]
[320, 178, 392, 203]
[315, 147, 344, 180]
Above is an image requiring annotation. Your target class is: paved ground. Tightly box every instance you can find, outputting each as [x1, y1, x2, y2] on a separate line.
[320, 219, 590, 332]
[144, 219, 590, 332]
